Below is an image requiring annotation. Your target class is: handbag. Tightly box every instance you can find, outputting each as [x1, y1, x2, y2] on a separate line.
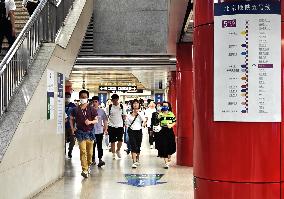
[153, 125, 162, 132]
[104, 134, 109, 147]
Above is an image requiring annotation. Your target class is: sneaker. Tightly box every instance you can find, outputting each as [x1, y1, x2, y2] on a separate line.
[81, 171, 88, 178]
[124, 149, 130, 155]
[92, 161, 96, 165]
[134, 162, 140, 166]
[116, 151, 121, 159]
[97, 160, 105, 167]
[112, 153, 116, 160]
[132, 163, 137, 169]
[88, 166, 91, 174]
[164, 163, 169, 169]
[150, 145, 154, 149]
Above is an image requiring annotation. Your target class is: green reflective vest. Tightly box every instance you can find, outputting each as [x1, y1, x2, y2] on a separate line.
[158, 111, 176, 127]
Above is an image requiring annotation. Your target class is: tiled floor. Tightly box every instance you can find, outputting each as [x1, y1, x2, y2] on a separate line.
[34, 131, 194, 199]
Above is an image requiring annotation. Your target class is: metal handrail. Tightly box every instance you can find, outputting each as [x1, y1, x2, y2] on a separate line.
[0, 0, 75, 117]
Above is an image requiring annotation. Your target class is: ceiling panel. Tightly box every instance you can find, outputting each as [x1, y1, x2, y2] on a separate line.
[69, 68, 170, 92]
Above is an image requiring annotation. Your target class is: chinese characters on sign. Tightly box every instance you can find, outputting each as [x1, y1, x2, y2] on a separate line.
[57, 73, 64, 134]
[214, 1, 281, 122]
[47, 69, 55, 120]
[99, 86, 137, 92]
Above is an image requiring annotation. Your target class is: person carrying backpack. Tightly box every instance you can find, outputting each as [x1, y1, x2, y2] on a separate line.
[70, 90, 98, 178]
[0, 0, 16, 54]
[106, 94, 126, 160]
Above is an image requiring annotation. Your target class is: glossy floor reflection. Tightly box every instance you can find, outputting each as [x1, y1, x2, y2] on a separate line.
[34, 130, 194, 199]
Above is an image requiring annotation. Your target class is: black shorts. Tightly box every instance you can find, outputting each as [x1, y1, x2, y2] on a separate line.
[128, 129, 143, 153]
[108, 126, 124, 143]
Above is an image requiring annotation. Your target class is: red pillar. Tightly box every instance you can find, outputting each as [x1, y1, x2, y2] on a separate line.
[176, 43, 193, 166]
[281, 0, 284, 196]
[193, 1, 282, 199]
[168, 72, 177, 136]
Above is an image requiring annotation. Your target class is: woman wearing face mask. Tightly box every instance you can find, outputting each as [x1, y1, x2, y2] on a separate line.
[126, 99, 146, 168]
[157, 101, 176, 169]
[151, 103, 162, 152]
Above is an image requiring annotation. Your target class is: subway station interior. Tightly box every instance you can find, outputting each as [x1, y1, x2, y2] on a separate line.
[0, 0, 283, 198]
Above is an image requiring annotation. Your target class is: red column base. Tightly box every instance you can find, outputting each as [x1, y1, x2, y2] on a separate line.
[195, 178, 280, 199]
[176, 136, 193, 166]
[281, 182, 284, 199]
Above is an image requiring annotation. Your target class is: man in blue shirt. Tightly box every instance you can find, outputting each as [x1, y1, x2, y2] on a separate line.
[65, 92, 76, 158]
[91, 96, 108, 167]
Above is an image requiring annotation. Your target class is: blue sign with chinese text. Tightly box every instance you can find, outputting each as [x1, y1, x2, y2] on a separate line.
[98, 93, 107, 104]
[155, 93, 164, 103]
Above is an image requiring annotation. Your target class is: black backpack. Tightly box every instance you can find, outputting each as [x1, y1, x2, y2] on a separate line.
[109, 103, 124, 116]
[0, 0, 6, 24]
[109, 103, 125, 125]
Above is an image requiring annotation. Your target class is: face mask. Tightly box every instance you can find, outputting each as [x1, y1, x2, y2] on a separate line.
[65, 98, 71, 103]
[161, 106, 169, 112]
[157, 106, 162, 111]
[80, 98, 88, 104]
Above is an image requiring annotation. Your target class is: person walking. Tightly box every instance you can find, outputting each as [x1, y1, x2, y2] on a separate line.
[22, 0, 39, 16]
[106, 94, 126, 160]
[157, 101, 176, 169]
[151, 103, 162, 151]
[91, 96, 108, 167]
[0, 0, 16, 53]
[144, 100, 156, 149]
[65, 92, 77, 158]
[70, 90, 98, 178]
[126, 99, 146, 168]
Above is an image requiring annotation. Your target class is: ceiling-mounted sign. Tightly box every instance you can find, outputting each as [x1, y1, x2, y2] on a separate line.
[214, 1, 281, 122]
[99, 86, 137, 92]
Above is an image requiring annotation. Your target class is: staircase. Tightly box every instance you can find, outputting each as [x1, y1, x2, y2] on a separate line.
[0, 0, 29, 60]
[77, 14, 94, 57]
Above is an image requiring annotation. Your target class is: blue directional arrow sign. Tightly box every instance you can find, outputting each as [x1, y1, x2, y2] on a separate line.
[118, 174, 166, 187]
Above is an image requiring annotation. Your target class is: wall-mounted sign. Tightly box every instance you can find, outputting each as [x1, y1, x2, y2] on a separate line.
[155, 93, 164, 103]
[214, 1, 281, 122]
[99, 86, 137, 92]
[57, 73, 64, 134]
[98, 93, 107, 104]
[47, 69, 55, 120]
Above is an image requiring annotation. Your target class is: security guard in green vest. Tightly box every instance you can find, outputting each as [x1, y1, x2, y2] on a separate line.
[156, 101, 176, 169]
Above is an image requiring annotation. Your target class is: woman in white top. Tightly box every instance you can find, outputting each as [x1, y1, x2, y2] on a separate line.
[126, 99, 146, 168]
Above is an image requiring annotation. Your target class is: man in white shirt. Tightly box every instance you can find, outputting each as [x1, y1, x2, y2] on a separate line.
[0, 0, 16, 53]
[106, 94, 127, 159]
[144, 100, 156, 149]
